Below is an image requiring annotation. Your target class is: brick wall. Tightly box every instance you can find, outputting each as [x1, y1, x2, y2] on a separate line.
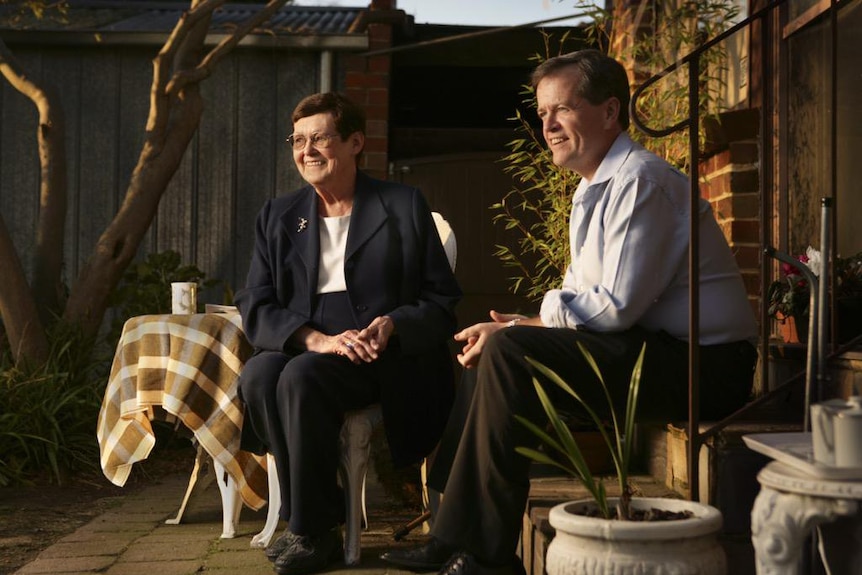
[699, 109, 762, 315]
[344, 0, 397, 180]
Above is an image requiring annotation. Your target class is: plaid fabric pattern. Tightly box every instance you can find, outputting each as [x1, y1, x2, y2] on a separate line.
[97, 313, 267, 510]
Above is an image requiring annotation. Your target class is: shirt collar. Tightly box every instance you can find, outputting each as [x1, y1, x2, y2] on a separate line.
[575, 132, 635, 197]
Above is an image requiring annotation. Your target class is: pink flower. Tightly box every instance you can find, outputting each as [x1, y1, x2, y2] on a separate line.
[781, 255, 808, 278]
[781, 262, 801, 277]
[781, 249, 817, 280]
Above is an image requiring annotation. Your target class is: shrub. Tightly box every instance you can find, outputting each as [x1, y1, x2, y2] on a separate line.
[107, 250, 220, 345]
[0, 250, 222, 485]
[0, 321, 108, 486]
[491, 33, 582, 302]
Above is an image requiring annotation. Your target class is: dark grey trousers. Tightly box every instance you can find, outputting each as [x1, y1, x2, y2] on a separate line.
[239, 350, 380, 536]
[429, 325, 756, 564]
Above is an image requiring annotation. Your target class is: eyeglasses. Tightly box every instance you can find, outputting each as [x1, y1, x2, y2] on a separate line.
[286, 133, 340, 151]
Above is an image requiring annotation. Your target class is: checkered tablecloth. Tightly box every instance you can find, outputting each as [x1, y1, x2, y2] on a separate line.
[97, 313, 268, 510]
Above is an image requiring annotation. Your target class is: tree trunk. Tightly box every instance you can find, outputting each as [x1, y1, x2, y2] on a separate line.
[0, 37, 59, 364]
[64, 93, 204, 337]
[32, 80, 68, 325]
[1, 0, 290, 361]
[63, 0, 289, 340]
[0, 216, 48, 364]
[608, 0, 654, 86]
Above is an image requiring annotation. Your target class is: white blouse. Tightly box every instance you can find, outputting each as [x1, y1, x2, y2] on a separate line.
[317, 214, 351, 294]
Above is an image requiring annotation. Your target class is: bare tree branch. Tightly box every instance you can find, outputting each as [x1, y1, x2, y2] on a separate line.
[2, 0, 293, 356]
[146, 0, 225, 144]
[0, 36, 66, 347]
[63, 0, 289, 340]
[167, 0, 289, 96]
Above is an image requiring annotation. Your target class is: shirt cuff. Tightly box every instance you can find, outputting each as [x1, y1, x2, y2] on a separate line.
[540, 289, 579, 329]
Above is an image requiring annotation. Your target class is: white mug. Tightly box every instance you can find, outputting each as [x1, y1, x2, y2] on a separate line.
[834, 397, 862, 467]
[811, 396, 862, 467]
[171, 282, 198, 315]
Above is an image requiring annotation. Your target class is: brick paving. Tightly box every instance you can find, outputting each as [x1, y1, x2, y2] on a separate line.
[12, 471, 430, 575]
[10, 466, 755, 575]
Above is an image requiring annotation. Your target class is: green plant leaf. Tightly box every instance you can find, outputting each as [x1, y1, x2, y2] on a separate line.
[517, 341, 646, 520]
[525, 356, 621, 475]
[622, 344, 646, 477]
[514, 447, 578, 477]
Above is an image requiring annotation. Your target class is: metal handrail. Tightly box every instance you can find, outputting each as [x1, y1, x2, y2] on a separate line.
[627, 0, 795, 501]
[764, 245, 819, 431]
[631, 0, 786, 138]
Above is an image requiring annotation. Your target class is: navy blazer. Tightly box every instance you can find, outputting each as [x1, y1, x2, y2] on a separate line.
[235, 171, 462, 465]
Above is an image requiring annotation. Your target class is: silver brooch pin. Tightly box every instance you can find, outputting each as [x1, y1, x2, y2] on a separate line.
[297, 217, 308, 232]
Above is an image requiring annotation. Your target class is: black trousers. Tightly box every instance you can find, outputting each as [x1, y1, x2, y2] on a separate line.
[238, 292, 380, 536]
[239, 351, 381, 535]
[429, 326, 756, 564]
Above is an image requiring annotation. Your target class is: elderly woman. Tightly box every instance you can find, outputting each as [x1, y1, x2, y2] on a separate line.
[235, 92, 461, 575]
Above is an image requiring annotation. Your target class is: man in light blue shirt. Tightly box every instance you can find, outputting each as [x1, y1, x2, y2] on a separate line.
[382, 49, 758, 575]
[539, 128, 757, 345]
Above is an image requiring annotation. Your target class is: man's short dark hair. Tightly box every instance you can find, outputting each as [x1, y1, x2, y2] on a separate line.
[291, 92, 367, 140]
[530, 49, 631, 130]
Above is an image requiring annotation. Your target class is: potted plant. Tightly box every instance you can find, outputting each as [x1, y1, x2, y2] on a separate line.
[766, 246, 820, 343]
[767, 246, 862, 344]
[517, 344, 726, 575]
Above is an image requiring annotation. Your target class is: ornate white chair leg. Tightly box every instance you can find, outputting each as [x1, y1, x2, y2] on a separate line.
[251, 453, 282, 548]
[213, 458, 241, 539]
[339, 406, 382, 566]
[165, 443, 211, 525]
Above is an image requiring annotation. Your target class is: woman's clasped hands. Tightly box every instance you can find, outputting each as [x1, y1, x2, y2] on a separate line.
[332, 315, 395, 364]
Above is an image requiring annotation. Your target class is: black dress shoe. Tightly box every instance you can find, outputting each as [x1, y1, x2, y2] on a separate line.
[437, 552, 526, 575]
[380, 537, 457, 571]
[266, 528, 301, 562]
[273, 527, 343, 575]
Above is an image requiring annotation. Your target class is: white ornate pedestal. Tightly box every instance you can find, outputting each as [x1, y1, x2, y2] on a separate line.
[751, 461, 862, 574]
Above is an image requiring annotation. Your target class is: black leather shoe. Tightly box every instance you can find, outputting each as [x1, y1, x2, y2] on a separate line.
[380, 537, 457, 571]
[273, 527, 342, 575]
[438, 552, 526, 575]
[266, 528, 301, 562]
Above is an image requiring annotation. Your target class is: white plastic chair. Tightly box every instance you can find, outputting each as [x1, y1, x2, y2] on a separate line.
[250, 212, 457, 565]
[165, 443, 242, 539]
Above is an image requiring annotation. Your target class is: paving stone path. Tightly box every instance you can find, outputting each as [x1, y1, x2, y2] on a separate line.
[13, 472, 429, 575]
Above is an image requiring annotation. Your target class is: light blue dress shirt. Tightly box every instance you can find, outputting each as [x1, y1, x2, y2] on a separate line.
[539, 133, 758, 345]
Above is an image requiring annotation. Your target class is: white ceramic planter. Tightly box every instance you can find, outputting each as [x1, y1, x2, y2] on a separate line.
[546, 497, 726, 575]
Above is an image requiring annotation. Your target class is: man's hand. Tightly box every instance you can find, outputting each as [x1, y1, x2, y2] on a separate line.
[454, 310, 532, 368]
[488, 310, 528, 326]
